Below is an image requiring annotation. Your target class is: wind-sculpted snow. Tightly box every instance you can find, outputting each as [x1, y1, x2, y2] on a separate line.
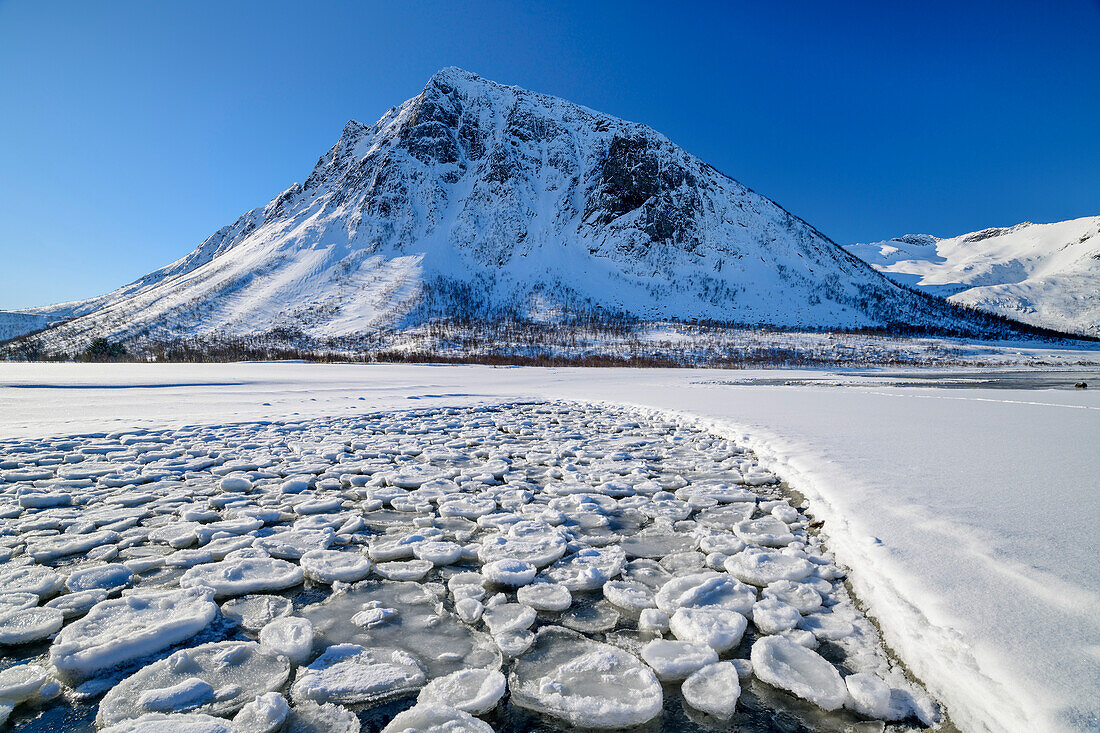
[0, 403, 940, 730]
[12, 68, 1014, 354]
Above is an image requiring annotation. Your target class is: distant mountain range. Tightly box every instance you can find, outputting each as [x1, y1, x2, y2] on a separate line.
[1, 68, 1084, 354]
[845, 217, 1099, 337]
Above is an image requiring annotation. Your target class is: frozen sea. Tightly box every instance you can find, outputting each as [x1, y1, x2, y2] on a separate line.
[0, 362, 1096, 733]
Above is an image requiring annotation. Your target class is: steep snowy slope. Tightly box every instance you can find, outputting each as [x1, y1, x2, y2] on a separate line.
[16, 68, 1035, 352]
[0, 295, 114, 341]
[846, 217, 1099, 337]
[0, 311, 54, 341]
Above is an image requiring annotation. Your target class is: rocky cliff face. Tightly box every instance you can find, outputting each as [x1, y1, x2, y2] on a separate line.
[12, 68, 1036, 351]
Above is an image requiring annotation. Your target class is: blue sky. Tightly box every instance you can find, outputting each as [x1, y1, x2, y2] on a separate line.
[1, 0, 1097, 309]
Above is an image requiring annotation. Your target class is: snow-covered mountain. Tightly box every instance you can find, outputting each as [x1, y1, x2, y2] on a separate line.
[846, 217, 1099, 337]
[6, 68, 1051, 352]
[0, 311, 54, 341]
[0, 293, 112, 341]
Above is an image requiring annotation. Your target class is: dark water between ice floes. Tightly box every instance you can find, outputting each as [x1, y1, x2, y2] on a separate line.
[4, 576, 927, 733]
[1, 402, 948, 733]
[2, 503, 939, 733]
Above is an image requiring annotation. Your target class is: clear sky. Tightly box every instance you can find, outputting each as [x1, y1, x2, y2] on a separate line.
[1, 0, 1097, 309]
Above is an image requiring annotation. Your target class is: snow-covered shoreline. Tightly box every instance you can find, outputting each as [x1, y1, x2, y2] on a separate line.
[1, 362, 1097, 731]
[652, 407, 1097, 733]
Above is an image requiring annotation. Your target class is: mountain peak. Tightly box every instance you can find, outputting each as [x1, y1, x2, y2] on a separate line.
[422, 67, 496, 100]
[8, 71, 1034, 351]
[427, 66, 482, 85]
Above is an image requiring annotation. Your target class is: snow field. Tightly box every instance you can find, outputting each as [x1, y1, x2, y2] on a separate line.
[0, 402, 940, 730]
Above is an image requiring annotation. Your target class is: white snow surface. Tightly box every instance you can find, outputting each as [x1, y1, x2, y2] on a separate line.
[12, 68, 1008, 351]
[0, 361, 1097, 732]
[846, 216, 1100, 336]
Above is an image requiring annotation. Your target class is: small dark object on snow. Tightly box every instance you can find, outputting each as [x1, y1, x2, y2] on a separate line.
[1075, 381, 1088, 389]
[809, 519, 825, 529]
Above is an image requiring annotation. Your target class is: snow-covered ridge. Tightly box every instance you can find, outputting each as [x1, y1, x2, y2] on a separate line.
[845, 216, 1100, 336]
[7, 67, 1049, 352]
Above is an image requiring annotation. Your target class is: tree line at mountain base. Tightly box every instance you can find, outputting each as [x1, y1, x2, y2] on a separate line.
[3, 309, 1096, 368]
